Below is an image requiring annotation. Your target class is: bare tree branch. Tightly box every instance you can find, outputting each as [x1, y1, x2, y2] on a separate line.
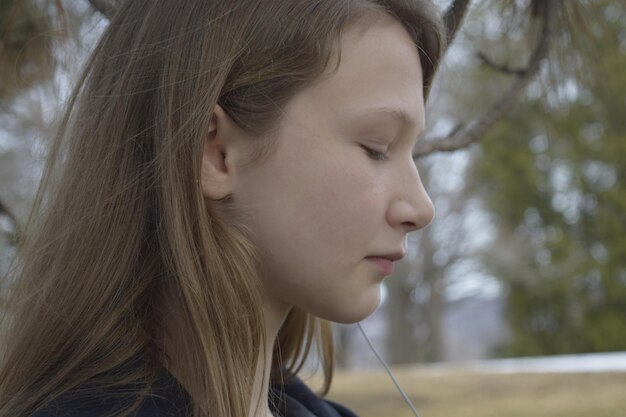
[443, 0, 472, 47]
[87, 0, 119, 20]
[476, 51, 528, 76]
[415, 0, 558, 158]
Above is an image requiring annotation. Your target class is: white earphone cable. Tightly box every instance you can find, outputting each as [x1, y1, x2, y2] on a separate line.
[356, 322, 421, 417]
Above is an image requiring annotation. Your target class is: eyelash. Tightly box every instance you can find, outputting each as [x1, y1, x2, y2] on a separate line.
[361, 145, 388, 161]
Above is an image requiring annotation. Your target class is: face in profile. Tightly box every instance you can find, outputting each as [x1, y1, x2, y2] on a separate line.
[224, 12, 435, 323]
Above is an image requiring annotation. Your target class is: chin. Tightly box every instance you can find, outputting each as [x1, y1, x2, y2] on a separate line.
[315, 287, 381, 324]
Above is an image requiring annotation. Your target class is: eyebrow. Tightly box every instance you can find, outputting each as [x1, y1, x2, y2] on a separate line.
[348, 106, 423, 131]
[345, 105, 425, 145]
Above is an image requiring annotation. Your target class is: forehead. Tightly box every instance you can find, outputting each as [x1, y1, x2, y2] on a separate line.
[282, 12, 425, 133]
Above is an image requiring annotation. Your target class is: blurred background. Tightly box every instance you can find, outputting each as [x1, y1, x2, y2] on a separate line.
[1, 1, 625, 416]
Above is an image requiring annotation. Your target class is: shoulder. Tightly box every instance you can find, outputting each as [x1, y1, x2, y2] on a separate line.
[29, 371, 359, 417]
[29, 370, 190, 417]
[271, 376, 359, 417]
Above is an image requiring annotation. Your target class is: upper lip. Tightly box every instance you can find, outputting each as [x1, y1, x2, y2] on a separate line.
[368, 252, 405, 262]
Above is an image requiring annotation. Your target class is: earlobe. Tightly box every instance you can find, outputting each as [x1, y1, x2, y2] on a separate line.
[200, 104, 238, 200]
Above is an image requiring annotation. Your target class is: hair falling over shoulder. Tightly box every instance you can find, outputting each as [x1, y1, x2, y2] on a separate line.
[0, 1, 445, 416]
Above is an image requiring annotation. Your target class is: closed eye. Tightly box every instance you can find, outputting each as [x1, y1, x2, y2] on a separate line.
[361, 145, 388, 161]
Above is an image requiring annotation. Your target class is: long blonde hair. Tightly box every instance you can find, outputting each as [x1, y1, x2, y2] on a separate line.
[0, 1, 445, 416]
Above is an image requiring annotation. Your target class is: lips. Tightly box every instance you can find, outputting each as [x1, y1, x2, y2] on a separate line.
[368, 251, 405, 262]
[365, 257, 394, 275]
[366, 253, 403, 275]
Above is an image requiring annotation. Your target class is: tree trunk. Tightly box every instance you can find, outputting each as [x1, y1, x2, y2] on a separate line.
[333, 324, 352, 369]
[386, 258, 418, 364]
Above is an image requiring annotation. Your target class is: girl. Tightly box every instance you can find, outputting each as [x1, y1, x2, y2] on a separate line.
[0, 0, 445, 416]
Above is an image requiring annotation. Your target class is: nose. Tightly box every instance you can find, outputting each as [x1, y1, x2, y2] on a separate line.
[386, 159, 435, 233]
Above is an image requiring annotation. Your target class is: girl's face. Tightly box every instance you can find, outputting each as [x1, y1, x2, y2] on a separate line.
[232, 13, 434, 323]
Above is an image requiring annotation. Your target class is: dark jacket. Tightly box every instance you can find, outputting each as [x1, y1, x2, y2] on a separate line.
[29, 368, 359, 417]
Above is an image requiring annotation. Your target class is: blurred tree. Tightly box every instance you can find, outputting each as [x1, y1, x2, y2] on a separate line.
[0, 0, 55, 103]
[470, 0, 626, 355]
[1, 0, 59, 239]
[386, 154, 489, 363]
[0, 0, 89, 249]
[0, 0, 53, 241]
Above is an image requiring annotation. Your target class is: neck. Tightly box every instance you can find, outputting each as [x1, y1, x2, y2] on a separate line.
[249, 298, 292, 417]
[162, 291, 292, 417]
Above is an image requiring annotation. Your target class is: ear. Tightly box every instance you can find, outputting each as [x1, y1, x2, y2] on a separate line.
[200, 104, 242, 200]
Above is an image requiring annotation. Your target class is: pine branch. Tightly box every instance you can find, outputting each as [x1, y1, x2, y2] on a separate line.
[476, 51, 529, 76]
[415, 0, 558, 158]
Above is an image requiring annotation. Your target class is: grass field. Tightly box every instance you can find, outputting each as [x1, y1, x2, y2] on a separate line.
[307, 368, 626, 417]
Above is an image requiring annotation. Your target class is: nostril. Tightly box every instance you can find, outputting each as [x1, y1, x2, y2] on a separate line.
[402, 220, 418, 230]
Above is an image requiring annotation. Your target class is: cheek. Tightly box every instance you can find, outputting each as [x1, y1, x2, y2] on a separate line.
[235, 135, 387, 320]
[260, 147, 381, 261]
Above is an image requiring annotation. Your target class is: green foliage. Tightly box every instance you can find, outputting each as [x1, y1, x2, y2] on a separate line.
[470, 1, 626, 356]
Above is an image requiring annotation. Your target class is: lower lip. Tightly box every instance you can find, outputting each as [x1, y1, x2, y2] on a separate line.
[365, 257, 395, 275]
